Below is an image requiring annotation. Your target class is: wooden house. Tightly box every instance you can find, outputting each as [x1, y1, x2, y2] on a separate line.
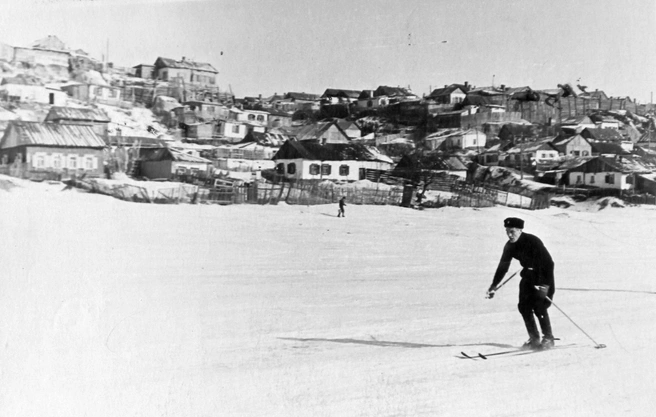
[133, 64, 155, 79]
[425, 128, 486, 151]
[589, 141, 630, 157]
[285, 92, 320, 111]
[320, 88, 362, 104]
[12, 42, 70, 79]
[154, 57, 218, 87]
[565, 155, 650, 190]
[45, 106, 110, 139]
[267, 110, 294, 128]
[0, 120, 106, 176]
[551, 134, 592, 157]
[272, 140, 393, 181]
[185, 100, 228, 121]
[427, 85, 467, 105]
[60, 82, 124, 106]
[505, 140, 559, 169]
[140, 147, 213, 180]
[580, 127, 624, 143]
[219, 120, 249, 143]
[357, 90, 389, 109]
[294, 121, 351, 144]
[0, 75, 66, 105]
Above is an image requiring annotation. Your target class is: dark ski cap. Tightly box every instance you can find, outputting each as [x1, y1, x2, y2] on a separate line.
[504, 217, 524, 229]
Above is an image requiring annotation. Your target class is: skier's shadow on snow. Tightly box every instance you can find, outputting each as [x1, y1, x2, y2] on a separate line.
[280, 337, 513, 349]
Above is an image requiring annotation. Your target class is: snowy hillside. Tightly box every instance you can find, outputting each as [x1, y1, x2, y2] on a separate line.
[1, 178, 655, 416]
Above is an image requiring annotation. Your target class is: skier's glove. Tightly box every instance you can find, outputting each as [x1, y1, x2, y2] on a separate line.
[485, 289, 495, 299]
[535, 285, 550, 300]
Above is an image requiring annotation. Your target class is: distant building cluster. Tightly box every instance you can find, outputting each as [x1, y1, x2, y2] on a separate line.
[1, 35, 656, 202]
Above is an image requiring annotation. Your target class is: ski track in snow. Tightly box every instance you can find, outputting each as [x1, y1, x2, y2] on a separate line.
[1, 178, 655, 416]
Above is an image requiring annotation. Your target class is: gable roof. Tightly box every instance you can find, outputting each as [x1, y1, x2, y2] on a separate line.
[581, 127, 624, 142]
[321, 88, 362, 99]
[569, 156, 651, 174]
[45, 106, 111, 123]
[506, 141, 556, 154]
[374, 86, 415, 98]
[142, 148, 212, 164]
[294, 121, 350, 141]
[0, 121, 107, 149]
[590, 142, 629, 155]
[428, 85, 465, 98]
[273, 140, 389, 163]
[286, 92, 320, 101]
[155, 57, 218, 73]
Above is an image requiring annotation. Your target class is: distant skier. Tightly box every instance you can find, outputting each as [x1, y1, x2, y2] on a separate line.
[486, 217, 556, 350]
[337, 197, 347, 217]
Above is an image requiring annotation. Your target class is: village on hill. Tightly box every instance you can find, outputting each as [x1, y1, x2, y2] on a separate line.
[1, 35, 656, 209]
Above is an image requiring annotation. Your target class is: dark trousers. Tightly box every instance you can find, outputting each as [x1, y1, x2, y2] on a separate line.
[518, 271, 553, 341]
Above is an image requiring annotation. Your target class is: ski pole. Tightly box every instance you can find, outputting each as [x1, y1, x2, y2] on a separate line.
[543, 293, 606, 349]
[494, 269, 520, 292]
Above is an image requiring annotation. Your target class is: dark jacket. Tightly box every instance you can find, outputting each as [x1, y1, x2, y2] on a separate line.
[492, 232, 555, 296]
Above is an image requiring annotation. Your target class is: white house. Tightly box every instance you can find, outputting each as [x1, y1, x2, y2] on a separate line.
[566, 155, 650, 190]
[272, 140, 393, 181]
[0, 76, 67, 105]
[219, 120, 249, 142]
[426, 128, 486, 151]
[229, 107, 269, 126]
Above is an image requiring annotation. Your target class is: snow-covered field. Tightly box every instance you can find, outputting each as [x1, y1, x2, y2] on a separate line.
[1, 177, 655, 416]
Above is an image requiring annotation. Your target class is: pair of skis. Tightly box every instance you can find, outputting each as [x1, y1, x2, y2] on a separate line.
[459, 343, 577, 360]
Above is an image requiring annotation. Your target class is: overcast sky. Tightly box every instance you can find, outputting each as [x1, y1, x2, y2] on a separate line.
[2, 0, 655, 102]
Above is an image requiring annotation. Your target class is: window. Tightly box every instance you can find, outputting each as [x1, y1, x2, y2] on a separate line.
[287, 163, 296, 175]
[35, 156, 45, 168]
[161, 70, 168, 81]
[627, 175, 634, 185]
[53, 155, 61, 168]
[248, 114, 255, 121]
[276, 163, 284, 174]
[321, 164, 331, 176]
[590, 175, 595, 184]
[176, 167, 187, 175]
[605, 174, 615, 184]
[576, 175, 582, 184]
[256, 115, 264, 122]
[85, 157, 94, 170]
[367, 100, 373, 108]
[309, 164, 320, 175]
[69, 156, 77, 169]
[232, 124, 240, 134]
[339, 165, 349, 176]
[583, 151, 589, 156]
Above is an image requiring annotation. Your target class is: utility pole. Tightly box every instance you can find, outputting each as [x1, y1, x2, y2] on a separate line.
[520, 137, 524, 180]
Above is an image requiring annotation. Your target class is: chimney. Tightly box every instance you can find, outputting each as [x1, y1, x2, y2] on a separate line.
[464, 81, 469, 89]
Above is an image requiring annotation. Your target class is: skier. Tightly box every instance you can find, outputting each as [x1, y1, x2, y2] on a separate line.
[486, 217, 556, 350]
[337, 196, 346, 217]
